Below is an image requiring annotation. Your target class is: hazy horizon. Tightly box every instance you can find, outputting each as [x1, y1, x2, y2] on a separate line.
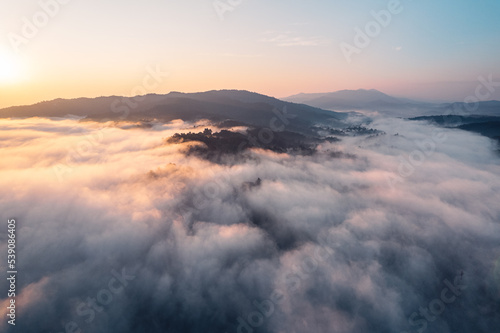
[3, 85, 500, 110]
[1, 0, 500, 109]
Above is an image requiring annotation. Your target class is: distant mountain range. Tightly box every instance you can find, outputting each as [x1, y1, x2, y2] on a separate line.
[1, 90, 394, 160]
[285, 89, 417, 110]
[4, 89, 499, 122]
[284, 89, 500, 117]
[0, 90, 352, 135]
[2, 89, 499, 145]
[284, 89, 500, 144]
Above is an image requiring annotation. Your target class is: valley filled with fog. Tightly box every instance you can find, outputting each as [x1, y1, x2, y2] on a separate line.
[1, 94, 499, 332]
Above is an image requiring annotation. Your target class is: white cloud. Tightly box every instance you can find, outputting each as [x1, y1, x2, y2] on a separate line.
[260, 32, 331, 47]
[0, 117, 499, 333]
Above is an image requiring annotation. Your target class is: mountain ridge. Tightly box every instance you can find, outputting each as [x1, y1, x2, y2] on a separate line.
[284, 89, 500, 117]
[0, 90, 351, 135]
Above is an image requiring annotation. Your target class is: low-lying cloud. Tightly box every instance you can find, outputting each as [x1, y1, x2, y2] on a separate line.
[1, 116, 499, 333]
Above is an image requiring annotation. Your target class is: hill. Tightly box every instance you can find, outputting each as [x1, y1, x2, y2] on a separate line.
[0, 90, 351, 135]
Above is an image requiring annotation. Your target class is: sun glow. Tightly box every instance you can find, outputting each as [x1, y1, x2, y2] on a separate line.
[0, 47, 24, 84]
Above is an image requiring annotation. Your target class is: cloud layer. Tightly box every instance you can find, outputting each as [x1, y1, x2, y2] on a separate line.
[1, 117, 499, 333]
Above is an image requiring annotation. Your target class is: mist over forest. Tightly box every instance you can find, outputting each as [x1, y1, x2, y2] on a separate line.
[1, 90, 499, 333]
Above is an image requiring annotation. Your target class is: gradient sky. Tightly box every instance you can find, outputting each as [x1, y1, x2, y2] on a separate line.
[1, 0, 499, 108]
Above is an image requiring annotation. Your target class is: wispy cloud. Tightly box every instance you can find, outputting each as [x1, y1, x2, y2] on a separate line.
[199, 52, 263, 58]
[260, 32, 330, 47]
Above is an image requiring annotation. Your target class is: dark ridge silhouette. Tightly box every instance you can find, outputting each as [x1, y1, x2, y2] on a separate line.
[409, 115, 500, 142]
[0, 90, 348, 135]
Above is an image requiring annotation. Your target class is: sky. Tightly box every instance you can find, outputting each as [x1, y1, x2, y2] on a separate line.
[0, 0, 500, 108]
